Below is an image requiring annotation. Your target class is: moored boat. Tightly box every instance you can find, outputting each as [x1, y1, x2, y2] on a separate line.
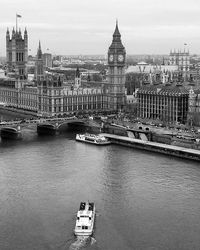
[74, 201, 95, 236]
[76, 133, 111, 145]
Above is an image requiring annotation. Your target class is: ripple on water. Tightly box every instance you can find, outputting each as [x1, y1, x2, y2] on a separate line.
[1, 136, 200, 250]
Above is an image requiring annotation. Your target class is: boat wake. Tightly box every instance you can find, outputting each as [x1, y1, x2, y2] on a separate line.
[90, 237, 96, 245]
[69, 236, 91, 250]
[69, 236, 96, 249]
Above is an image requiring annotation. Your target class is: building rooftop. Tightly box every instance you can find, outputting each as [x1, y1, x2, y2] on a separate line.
[137, 83, 189, 96]
[126, 64, 178, 74]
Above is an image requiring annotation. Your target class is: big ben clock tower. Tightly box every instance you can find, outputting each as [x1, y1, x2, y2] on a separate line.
[107, 21, 126, 111]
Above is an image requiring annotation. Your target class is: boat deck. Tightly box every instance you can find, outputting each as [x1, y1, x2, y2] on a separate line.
[74, 202, 95, 236]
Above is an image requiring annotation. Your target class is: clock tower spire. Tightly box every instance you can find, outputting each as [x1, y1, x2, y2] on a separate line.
[107, 21, 126, 111]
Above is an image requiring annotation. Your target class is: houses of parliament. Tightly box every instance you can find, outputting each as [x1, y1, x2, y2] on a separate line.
[0, 19, 200, 126]
[0, 22, 126, 117]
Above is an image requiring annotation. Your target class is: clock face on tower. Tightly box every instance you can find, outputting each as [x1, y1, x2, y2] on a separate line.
[118, 54, 124, 62]
[109, 54, 114, 62]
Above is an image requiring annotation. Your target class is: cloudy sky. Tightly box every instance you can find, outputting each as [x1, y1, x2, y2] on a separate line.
[0, 0, 200, 56]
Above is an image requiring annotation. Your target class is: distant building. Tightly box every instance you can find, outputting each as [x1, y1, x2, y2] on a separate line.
[42, 53, 52, 69]
[136, 83, 189, 124]
[6, 28, 28, 79]
[169, 49, 190, 80]
[125, 63, 179, 94]
[27, 58, 36, 75]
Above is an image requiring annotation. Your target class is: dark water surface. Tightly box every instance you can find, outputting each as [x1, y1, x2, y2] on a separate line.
[0, 131, 200, 250]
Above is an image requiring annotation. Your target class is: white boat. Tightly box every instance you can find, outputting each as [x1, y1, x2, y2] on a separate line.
[74, 202, 95, 236]
[76, 133, 111, 145]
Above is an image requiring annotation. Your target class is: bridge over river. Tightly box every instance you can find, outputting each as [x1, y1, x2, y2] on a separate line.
[0, 116, 102, 138]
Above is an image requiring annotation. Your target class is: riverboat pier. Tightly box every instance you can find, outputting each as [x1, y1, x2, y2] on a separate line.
[102, 133, 200, 162]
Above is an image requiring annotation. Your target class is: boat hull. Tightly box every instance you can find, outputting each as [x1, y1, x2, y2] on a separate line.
[76, 137, 111, 145]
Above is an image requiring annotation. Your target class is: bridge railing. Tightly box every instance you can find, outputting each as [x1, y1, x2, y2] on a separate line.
[0, 116, 78, 126]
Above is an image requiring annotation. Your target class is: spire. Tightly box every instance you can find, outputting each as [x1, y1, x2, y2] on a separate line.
[37, 40, 42, 59]
[24, 27, 27, 36]
[113, 19, 121, 41]
[6, 28, 10, 39]
[162, 56, 165, 65]
[75, 67, 80, 78]
[24, 27, 28, 41]
[12, 27, 15, 38]
[109, 20, 124, 50]
[18, 28, 22, 38]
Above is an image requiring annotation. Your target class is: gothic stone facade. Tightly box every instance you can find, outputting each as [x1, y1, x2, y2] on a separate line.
[106, 21, 126, 111]
[6, 28, 28, 79]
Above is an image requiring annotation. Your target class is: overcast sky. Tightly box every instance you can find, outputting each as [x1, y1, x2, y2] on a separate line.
[1, 0, 200, 56]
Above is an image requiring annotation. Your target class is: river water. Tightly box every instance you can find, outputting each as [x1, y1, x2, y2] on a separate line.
[0, 113, 200, 250]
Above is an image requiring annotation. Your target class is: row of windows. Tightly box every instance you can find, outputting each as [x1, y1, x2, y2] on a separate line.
[64, 104, 102, 112]
[0, 97, 37, 109]
[39, 103, 103, 113]
[0, 94, 37, 102]
[0, 91, 16, 97]
[18, 101, 37, 107]
[138, 97, 188, 105]
[16, 52, 24, 62]
[139, 107, 187, 113]
[39, 106, 62, 113]
[39, 89, 62, 96]
[64, 95, 102, 103]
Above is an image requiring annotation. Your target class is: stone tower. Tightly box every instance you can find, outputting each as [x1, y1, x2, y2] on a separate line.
[6, 27, 28, 79]
[107, 21, 126, 111]
[35, 41, 44, 82]
[74, 67, 81, 89]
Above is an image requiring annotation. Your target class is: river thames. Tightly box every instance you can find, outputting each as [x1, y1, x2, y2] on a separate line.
[0, 116, 200, 249]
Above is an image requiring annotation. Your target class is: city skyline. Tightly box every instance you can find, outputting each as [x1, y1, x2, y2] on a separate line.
[1, 0, 200, 56]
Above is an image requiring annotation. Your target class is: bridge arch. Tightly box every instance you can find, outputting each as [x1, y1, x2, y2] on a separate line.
[57, 119, 86, 132]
